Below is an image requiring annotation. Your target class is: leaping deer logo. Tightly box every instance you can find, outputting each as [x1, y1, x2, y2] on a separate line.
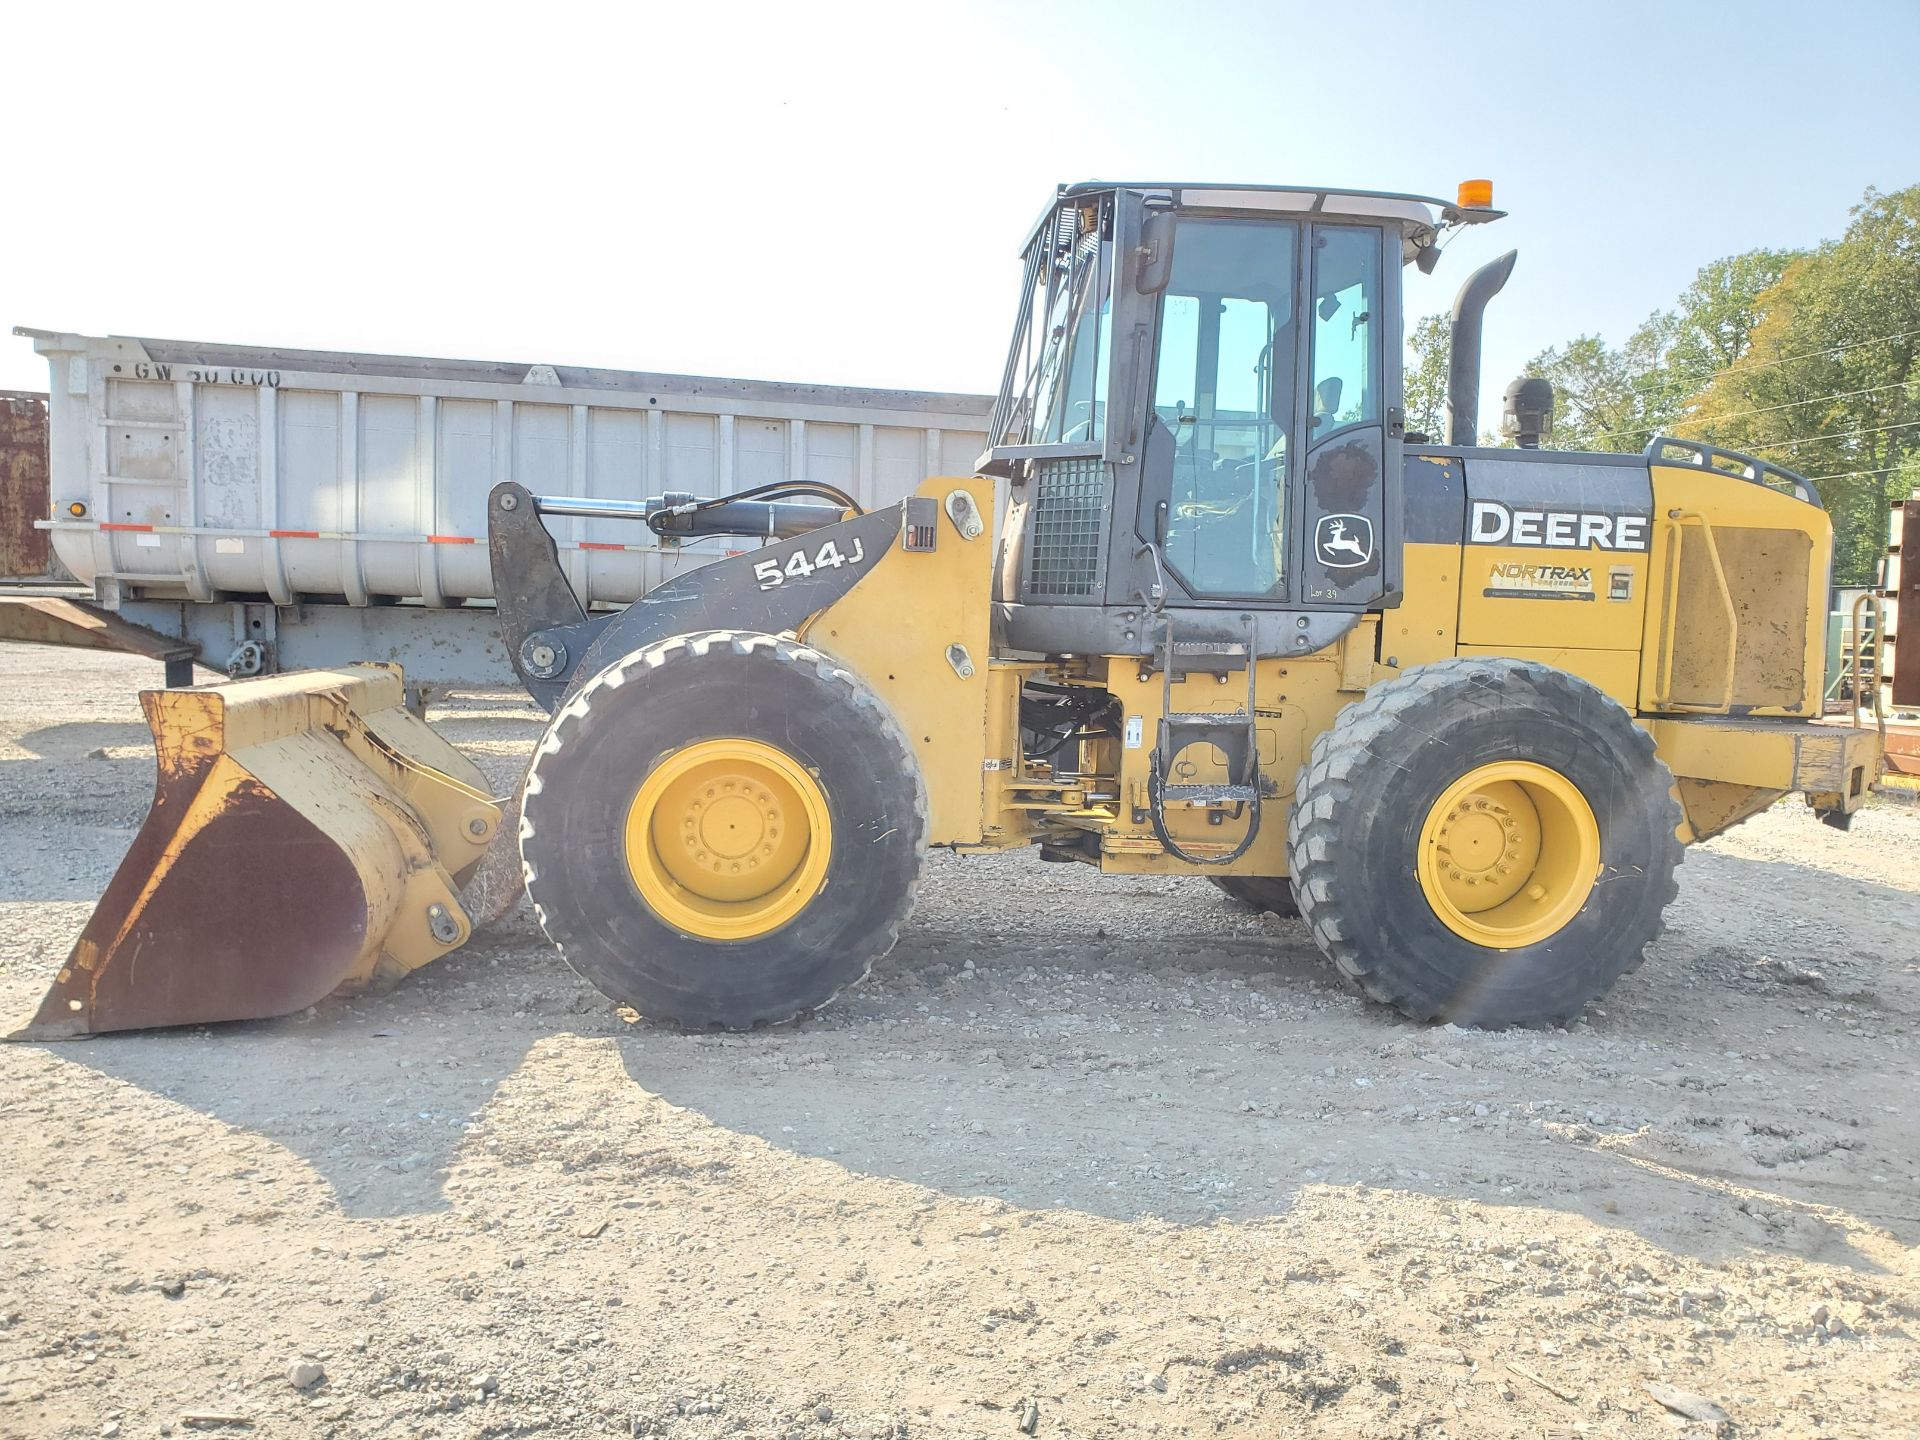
[1316, 515, 1373, 568]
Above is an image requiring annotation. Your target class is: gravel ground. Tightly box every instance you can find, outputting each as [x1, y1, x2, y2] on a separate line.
[0, 641, 1916, 1439]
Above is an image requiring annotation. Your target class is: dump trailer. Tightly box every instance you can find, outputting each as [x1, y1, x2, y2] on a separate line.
[10, 179, 1884, 1039]
[7, 328, 990, 688]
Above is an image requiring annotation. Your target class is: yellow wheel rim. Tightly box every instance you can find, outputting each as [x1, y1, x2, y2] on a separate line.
[623, 738, 832, 941]
[1415, 760, 1600, 949]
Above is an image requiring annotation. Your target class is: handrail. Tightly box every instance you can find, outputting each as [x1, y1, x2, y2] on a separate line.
[1645, 436, 1823, 509]
[1850, 592, 1888, 751]
[1652, 509, 1739, 713]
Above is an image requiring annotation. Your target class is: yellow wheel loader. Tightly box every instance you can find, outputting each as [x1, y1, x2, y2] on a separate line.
[11, 179, 1883, 1039]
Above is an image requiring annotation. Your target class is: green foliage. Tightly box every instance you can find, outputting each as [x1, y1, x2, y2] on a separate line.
[1523, 330, 1663, 452]
[1665, 250, 1803, 389]
[1508, 186, 1920, 584]
[1686, 187, 1920, 585]
[1523, 248, 1799, 454]
[1403, 312, 1451, 441]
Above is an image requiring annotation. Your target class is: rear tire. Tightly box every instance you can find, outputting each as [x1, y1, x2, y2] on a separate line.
[1210, 875, 1300, 917]
[1288, 657, 1682, 1026]
[520, 630, 926, 1028]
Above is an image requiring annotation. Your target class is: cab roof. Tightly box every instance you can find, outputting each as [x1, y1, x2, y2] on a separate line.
[1060, 180, 1448, 227]
[1031, 181, 1483, 262]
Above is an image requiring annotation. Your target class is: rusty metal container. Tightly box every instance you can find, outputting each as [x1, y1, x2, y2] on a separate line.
[1, 390, 51, 579]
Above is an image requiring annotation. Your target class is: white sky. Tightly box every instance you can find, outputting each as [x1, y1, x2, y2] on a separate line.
[5, 0, 1916, 419]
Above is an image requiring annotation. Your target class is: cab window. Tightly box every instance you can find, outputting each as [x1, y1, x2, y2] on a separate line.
[1150, 218, 1298, 598]
[1309, 226, 1380, 432]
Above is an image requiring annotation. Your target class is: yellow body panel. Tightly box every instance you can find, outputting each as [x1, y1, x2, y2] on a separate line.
[1456, 644, 1642, 708]
[1648, 714, 1879, 801]
[1090, 648, 1351, 877]
[804, 476, 998, 846]
[1386, 541, 1461, 669]
[1671, 778, 1787, 843]
[805, 464, 1865, 885]
[1457, 543, 1650, 653]
[1640, 466, 1829, 718]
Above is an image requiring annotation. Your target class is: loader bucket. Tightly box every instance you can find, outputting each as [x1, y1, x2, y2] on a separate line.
[6, 665, 502, 1040]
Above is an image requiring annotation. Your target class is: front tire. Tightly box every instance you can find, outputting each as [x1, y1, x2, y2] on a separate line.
[1288, 658, 1682, 1026]
[520, 630, 926, 1028]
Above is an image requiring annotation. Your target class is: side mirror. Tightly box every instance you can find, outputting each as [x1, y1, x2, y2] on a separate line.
[1313, 376, 1344, 426]
[1137, 212, 1176, 294]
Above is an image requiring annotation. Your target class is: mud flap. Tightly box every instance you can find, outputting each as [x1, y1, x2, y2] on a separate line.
[5, 665, 502, 1040]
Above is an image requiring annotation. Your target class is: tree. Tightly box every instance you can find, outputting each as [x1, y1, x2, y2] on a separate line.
[1684, 187, 1920, 584]
[1664, 249, 1801, 393]
[1523, 329, 1660, 452]
[1522, 248, 1799, 454]
[1403, 312, 1451, 441]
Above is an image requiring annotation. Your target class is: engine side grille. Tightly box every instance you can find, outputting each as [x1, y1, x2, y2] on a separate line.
[1023, 456, 1108, 599]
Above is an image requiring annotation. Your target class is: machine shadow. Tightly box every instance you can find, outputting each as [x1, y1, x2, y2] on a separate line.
[604, 847, 1920, 1277]
[7, 917, 576, 1221]
[0, 746, 155, 901]
[12, 719, 153, 758]
[16, 846, 1913, 1275]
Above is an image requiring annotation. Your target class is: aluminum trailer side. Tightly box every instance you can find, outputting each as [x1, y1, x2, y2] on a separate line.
[17, 329, 992, 686]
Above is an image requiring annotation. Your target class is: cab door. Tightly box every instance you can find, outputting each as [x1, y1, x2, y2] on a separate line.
[1130, 214, 1301, 603]
[1128, 215, 1399, 612]
[1296, 224, 1397, 608]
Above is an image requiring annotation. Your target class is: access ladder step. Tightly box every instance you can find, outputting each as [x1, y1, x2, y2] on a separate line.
[1158, 782, 1259, 806]
[1146, 640, 1251, 678]
[1164, 710, 1253, 726]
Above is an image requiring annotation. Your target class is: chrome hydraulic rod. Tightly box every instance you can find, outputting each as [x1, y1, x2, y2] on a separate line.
[527, 492, 844, 539]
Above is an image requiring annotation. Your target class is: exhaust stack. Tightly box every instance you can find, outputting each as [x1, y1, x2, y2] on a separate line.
[1445, 250, 1519, 446]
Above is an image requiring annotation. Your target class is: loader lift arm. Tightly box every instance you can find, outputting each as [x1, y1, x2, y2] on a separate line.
[485, 481, 894, 711]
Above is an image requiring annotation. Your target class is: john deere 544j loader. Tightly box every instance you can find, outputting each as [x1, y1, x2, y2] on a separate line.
[12, 180, 1884, 1039]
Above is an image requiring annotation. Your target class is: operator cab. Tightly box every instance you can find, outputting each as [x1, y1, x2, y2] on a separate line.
[985, 181, 1495, 659]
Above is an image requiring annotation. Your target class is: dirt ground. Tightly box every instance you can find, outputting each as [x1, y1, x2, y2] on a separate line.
[0, 642, 1915, 1440]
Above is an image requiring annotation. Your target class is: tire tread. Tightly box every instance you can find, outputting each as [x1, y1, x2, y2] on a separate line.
[1288, 657, 1683, 1024]
[519, 629, 927, 1028]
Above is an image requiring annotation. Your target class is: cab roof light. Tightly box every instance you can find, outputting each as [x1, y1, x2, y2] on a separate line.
[1440, 179, 1507, 227]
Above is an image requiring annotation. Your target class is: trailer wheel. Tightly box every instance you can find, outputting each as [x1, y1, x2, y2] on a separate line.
[1209, 876, 1299, 917]
[520, 630, 926, 1028]
[1288, 657, 1682, 1027]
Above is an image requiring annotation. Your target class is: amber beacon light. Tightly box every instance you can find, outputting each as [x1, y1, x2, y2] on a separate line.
[1457, 178, 1495, 210]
